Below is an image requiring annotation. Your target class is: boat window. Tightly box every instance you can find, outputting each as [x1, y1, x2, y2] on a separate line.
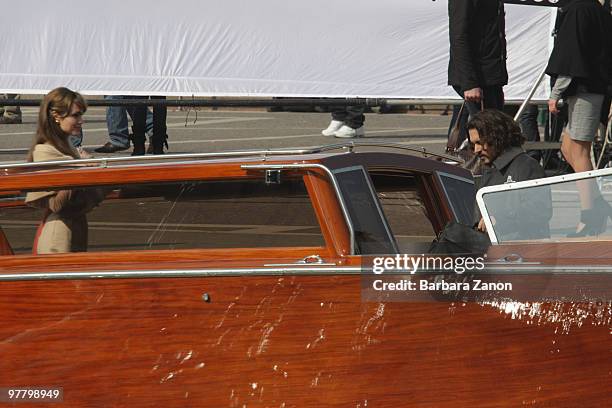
[0, 178, 325, 254]
[478, 173, 612, 243]
[0, 193, 38, 255]
[436, 172, 475, 225]
[333, 166, 398, 255]
[369, 172, 436, 253]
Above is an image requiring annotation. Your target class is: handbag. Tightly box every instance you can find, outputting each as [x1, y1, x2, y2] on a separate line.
[428, 220, 490, 255]
[446, 101, 483, 175]
[446, 102, 467, 154]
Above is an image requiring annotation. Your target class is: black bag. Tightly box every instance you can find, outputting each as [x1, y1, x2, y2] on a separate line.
[446, 102, 482, 175]
[446, 103, 467, 154]
[429, 221, 490, 255]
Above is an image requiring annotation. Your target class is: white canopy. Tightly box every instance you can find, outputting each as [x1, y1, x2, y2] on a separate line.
[0, 1, 553, 100]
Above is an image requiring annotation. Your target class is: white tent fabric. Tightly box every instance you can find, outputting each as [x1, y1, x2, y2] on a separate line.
[0, 1, 552, 99]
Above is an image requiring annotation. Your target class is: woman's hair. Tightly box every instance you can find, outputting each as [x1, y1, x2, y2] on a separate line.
[466, 109, 525, 154]
[27, 87, 87, 162]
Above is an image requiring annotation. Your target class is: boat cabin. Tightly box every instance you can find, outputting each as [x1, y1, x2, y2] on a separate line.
[0, 143, 474, 271]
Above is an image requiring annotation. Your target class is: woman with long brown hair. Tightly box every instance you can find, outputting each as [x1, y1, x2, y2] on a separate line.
[25, 87, 104, 254]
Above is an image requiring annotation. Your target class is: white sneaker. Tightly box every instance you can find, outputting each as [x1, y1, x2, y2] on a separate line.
[321, 120, 345, 136]
[334, 125, 364, 138]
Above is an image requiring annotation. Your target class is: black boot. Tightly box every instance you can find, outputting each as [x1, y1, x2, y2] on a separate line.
[131, 139, 145, 156]
[147, 134, 168, 154]
[567, 197, 612, 237]
[131, 105, 147, 156]
[151, 97, 167, 155]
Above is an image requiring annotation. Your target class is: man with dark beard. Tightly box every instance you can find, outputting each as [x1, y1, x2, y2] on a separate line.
[448, 0, 508, 113]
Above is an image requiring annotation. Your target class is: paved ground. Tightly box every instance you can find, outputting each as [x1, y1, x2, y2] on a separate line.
[0, 106, 453, 162]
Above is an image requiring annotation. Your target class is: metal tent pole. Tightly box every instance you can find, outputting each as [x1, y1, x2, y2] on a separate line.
[513, 64, 548, 122]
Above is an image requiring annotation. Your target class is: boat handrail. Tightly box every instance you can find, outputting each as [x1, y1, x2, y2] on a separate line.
[0, 141, 461, 173]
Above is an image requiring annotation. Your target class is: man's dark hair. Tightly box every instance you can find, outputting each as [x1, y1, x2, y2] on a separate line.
[467, 109, 525, 154]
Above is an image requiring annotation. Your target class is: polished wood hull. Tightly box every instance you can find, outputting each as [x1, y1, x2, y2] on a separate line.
[0, 275, 609, 407]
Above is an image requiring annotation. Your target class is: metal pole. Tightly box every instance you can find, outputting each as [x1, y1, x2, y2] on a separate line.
[0, 97, 546, 108]
[0, 97, 389, 108]
[514, 64, 548, 122]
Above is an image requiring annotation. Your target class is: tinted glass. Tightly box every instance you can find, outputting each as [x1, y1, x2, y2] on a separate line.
[437, 173, 475, 225]
[370, 173, 435, 253]
[0, 178, 325, 254]
[334, 167, 397, 254]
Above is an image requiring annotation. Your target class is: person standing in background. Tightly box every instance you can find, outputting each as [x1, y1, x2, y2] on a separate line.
[95, 95, 154, 154]
[448, 0, 507, 114]
[518, 104, 542, 162]
[0, 94, 22, 124]
[321, 106, 365, 139]
[546, 0, 612, 236]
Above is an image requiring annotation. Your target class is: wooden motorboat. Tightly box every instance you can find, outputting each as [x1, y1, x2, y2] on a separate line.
[0, 143, 609, 407]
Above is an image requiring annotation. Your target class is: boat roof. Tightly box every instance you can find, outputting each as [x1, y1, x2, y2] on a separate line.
[0, 141, 462, 175]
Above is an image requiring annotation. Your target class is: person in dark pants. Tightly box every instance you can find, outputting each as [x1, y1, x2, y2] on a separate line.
[321, 106, 365, 138]
[0, 94, 22, 124]
[518, 104, 542, 161]
[132, 96, 168, 156]
[95, 95, 154, 153]
[448, 0, 508, 115]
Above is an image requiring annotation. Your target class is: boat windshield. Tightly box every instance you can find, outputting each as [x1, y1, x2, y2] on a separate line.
[477, 169, 612, 244]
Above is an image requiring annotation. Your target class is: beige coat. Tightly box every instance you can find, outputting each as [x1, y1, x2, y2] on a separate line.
[25, 144, 103, 254]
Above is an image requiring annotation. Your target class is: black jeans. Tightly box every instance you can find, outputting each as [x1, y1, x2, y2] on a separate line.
[331, 106, 365, 129]
[519, 104, 541, 161]
[133, 96, 167, 155]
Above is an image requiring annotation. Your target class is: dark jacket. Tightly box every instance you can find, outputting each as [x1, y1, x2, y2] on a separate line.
[448, 0, 508, 90]
[474, 147, 552, 240]
[546, 0, 612, 96]
[479, 147, 546, 189]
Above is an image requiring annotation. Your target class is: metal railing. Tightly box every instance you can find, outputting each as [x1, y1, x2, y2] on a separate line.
[0, 141, 462, 173]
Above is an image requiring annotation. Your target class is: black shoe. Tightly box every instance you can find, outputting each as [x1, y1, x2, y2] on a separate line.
[567, 209, 601, 237]
[567, 197, 612, 237]
[131, 147, 145, 156]
[94, 142, 129, 153]
[146, 135, 169, 154]
[131, 140, 146, 156]
[0, 116, 22, 124]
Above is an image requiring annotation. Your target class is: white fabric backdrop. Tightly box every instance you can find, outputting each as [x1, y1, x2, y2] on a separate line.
[0, 1, 552, 99]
